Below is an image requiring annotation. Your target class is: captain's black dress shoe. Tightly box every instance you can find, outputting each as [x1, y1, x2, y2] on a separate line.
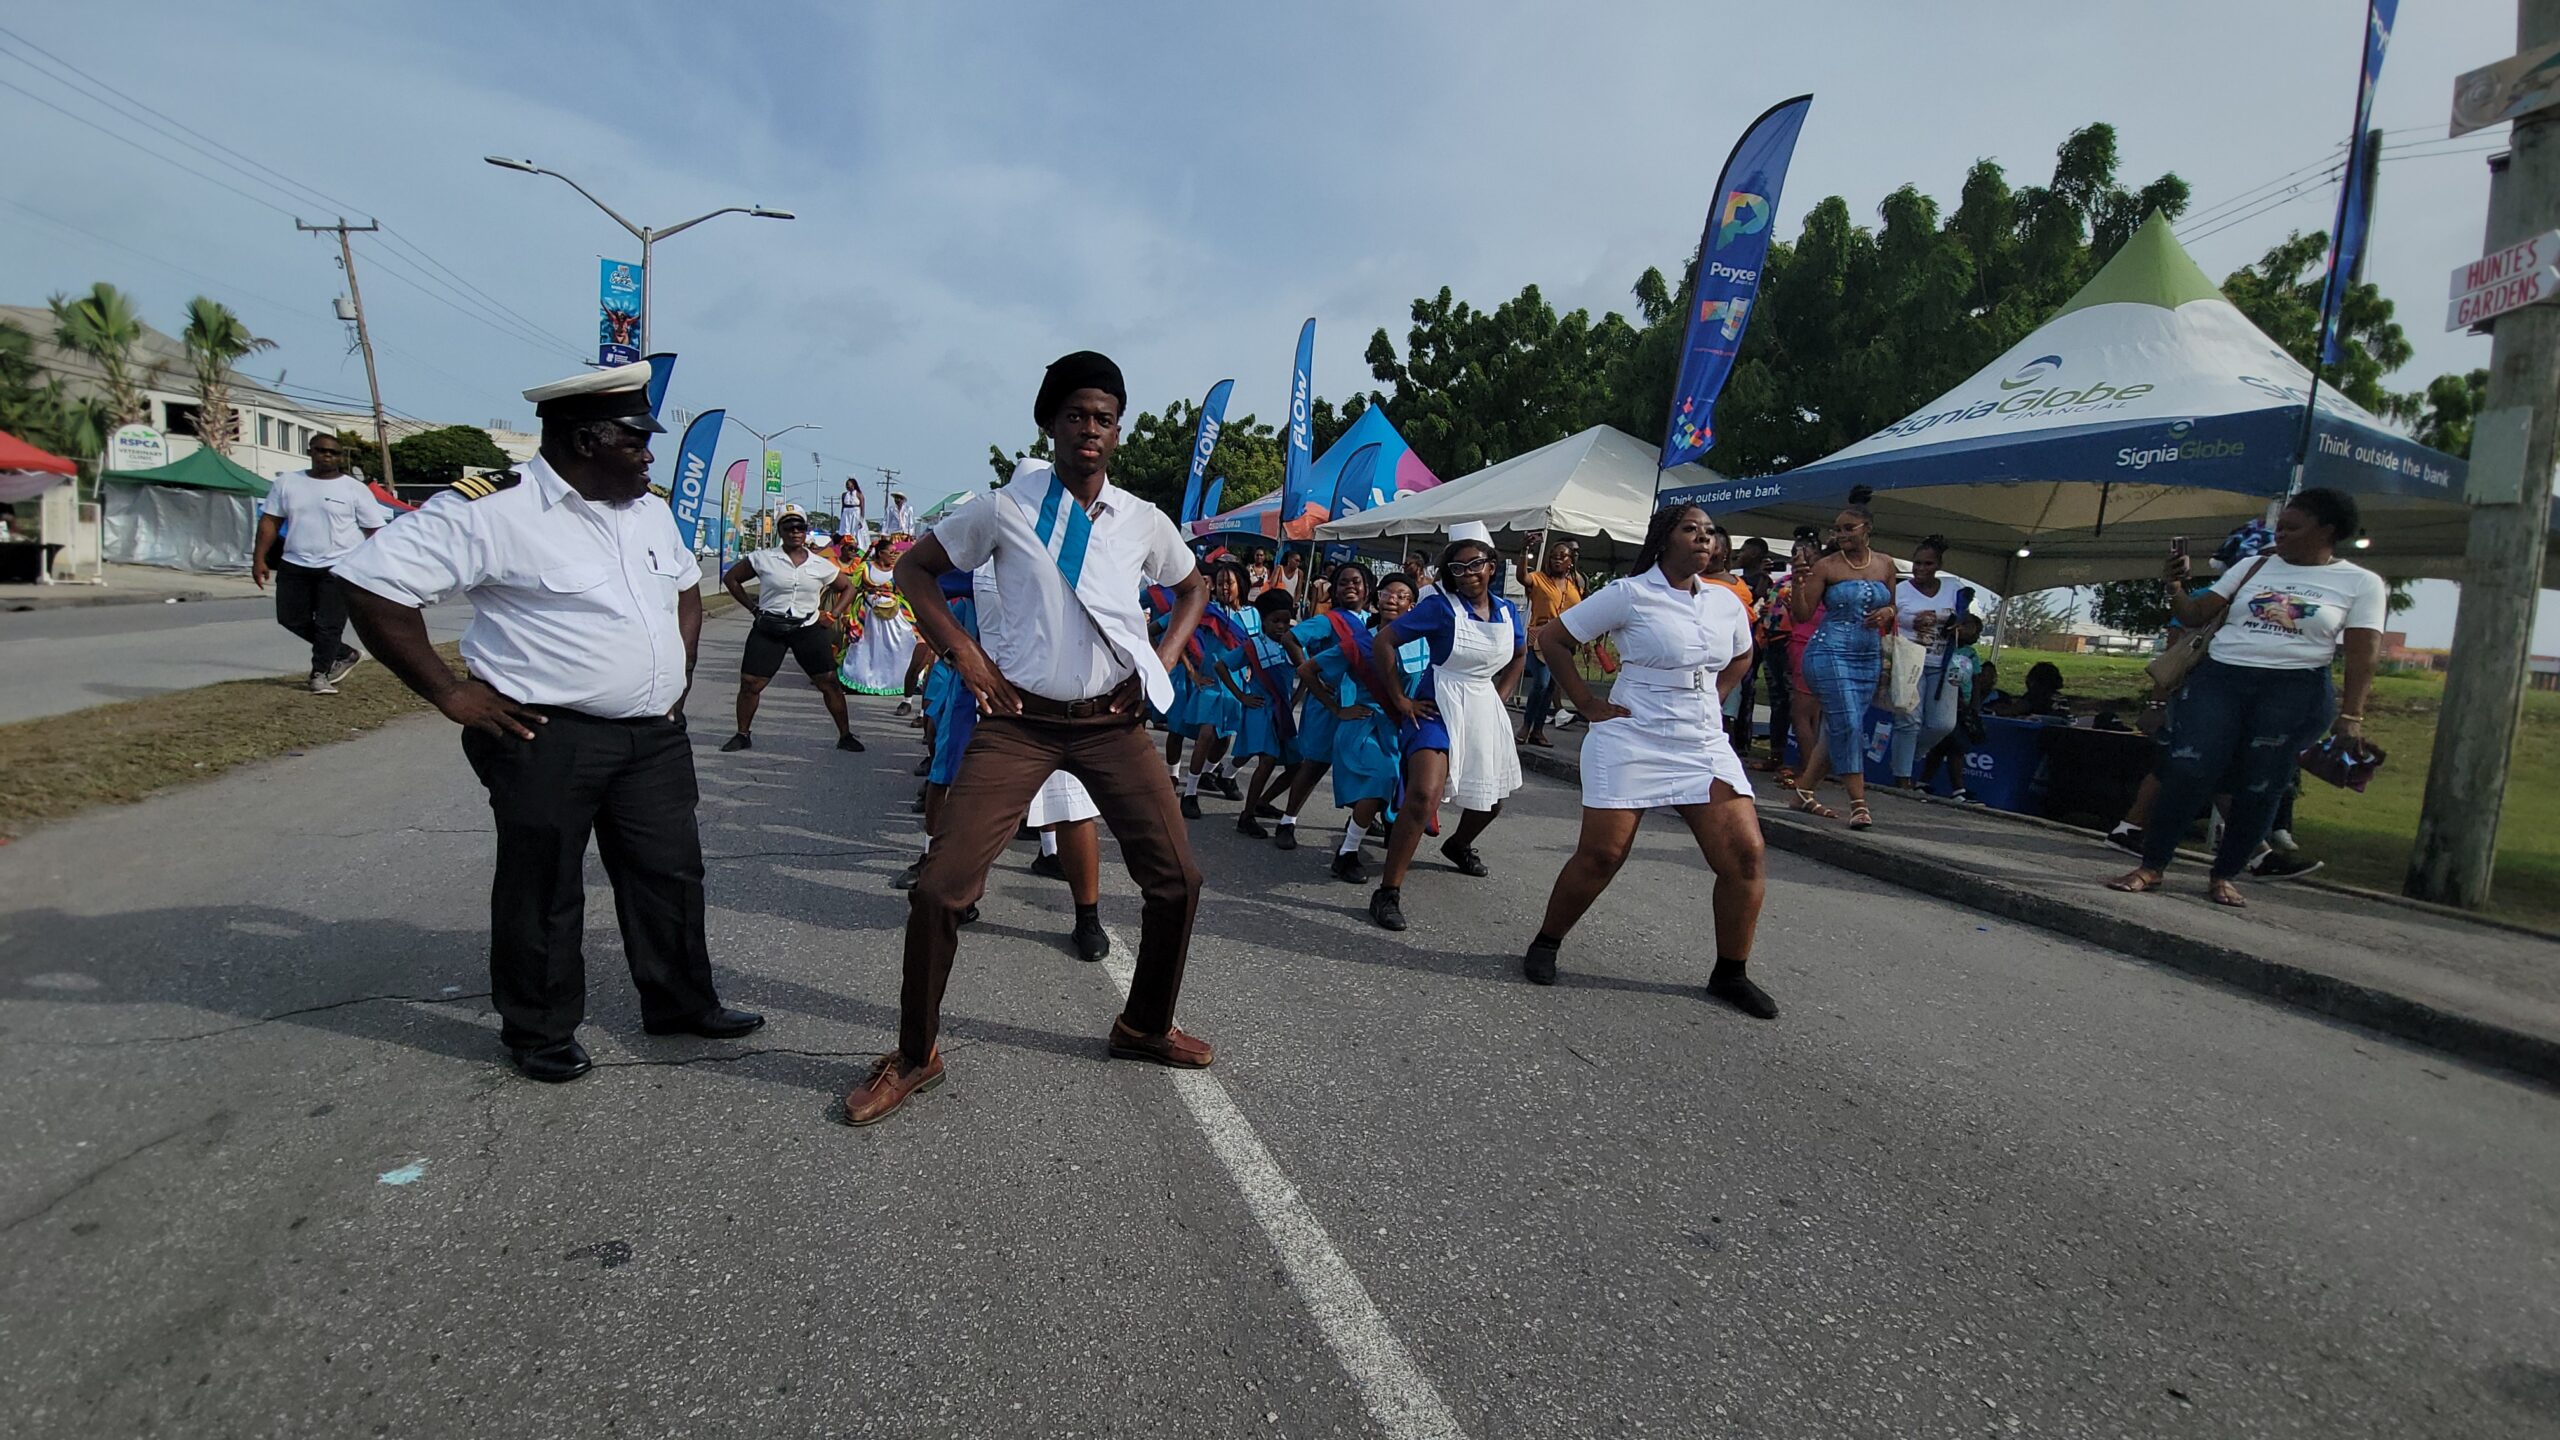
[511, 1039, 593, 1083]
[643, 1007, 766, 1039]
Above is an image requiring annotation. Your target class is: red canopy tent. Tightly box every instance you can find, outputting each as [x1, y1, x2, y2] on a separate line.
[0, 428, 77, 502]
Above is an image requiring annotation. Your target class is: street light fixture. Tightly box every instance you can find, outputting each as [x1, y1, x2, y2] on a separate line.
[482, 156, 794, 354]
[720, 419, 824, 562]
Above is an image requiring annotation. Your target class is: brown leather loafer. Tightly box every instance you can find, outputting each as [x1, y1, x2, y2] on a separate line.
[1107, 1017, 1214, 1069]
[843, 1048, 944, 1126]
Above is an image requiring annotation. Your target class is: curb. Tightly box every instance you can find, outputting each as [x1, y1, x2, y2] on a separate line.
[1517, 745, 2560, 1089]
[2, 588, 242, 611]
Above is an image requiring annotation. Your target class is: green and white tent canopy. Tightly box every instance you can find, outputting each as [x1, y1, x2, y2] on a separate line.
[1671, 213, 2540, 591]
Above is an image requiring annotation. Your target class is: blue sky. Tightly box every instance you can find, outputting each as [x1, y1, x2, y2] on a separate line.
[3, 0, 2549, 645]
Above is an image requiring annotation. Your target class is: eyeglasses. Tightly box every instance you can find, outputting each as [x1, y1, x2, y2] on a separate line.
[1445, 557, 1496, 575]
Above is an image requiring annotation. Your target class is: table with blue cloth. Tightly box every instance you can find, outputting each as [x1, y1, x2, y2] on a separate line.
[1778, 708, 2133, 818]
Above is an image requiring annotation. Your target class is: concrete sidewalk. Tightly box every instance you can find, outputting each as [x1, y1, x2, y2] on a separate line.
[1515, 720, 2560, 1087]
[0, 562, 264, 611]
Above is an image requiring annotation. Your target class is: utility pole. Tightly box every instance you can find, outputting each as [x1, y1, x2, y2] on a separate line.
[297, 218, 394, 489]
[2407, 0, 2560, 907]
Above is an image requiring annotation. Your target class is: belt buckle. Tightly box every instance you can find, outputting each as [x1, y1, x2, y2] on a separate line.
[1689, 668, 1707, 691]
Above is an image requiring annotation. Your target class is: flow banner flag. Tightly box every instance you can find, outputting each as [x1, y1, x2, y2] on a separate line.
[2316, 0, 2398, 366]
[669, 407, 725, 548]
[1325, 442, 1382, 524]
[1278, 319, 1320, 538]
[1660, 95, 1813, 470]
[599, 259, 644, 366]
[1201, 475, 1225, 524]
[642, 352, 676, 417]
[1181, 378, 1234, 524]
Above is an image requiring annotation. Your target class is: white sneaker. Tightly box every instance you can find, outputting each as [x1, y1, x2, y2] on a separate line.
[308, 674, 338, 695]
[325, 650, 364, 684]
[2268, 828, 2297, 854]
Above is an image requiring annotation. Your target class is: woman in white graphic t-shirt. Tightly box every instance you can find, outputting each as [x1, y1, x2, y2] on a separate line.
[2108, 488, 2383, 908]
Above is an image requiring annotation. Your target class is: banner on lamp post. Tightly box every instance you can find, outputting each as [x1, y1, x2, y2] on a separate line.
[599, 260, 644, 367]
[1660, 95, 1812, 471]
[669, 407, 725, 549]
[2315, 0, 2399, 367]
[1181, 378, 1234, 525]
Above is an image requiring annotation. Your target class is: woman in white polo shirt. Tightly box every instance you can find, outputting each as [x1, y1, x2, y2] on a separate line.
[717, 512, 860, 753]
[1518, 502, 1776, 1017]
[2107, 487, 2384, 908]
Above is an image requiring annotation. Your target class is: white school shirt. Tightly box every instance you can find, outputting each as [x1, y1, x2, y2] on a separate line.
[2208, 555, 2387, 670]
[263, 470, 393, 567]
[335, 455, 702, 718]
[745, 547, 839, 625]
[930, 460, 1196, 709]
[1559, 567, 1754, 685]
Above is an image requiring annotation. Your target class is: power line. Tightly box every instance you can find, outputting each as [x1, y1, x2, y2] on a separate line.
[376, 226, 569, 354]
[0, 75, 296, 218]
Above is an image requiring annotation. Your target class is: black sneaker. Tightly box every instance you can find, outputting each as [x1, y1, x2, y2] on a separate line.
[1368, 885, 1406, 931]
[1523, 936, 1560, 986]
[837, 734, 866, 753]
[1072, 913, 1109, 962]
[1273, 822, 1297, 851]
[1331, 850, 1369, 884]
[1028, 852, 1066, 882]
[1235, 815, 1269, 839]
[1706, 959, 1778, 1020]
[719, 733, 752, 752]
[891, 859, 924, 891]
[2104, 825, 2144, 857]
[1443, 843, 1490, 878]
[2248, 849, 2324, 881]
[1180, 793, 1203, 819]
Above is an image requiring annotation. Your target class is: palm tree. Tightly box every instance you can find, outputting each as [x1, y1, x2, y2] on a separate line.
[180, 296, 274, 456]
[47, 282, 152, 430]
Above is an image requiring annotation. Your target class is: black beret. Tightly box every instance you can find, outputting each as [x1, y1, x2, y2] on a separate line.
[1034, 350, 1127, 429]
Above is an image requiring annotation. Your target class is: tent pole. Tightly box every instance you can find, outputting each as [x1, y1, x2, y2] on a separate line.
[1990, 551, 2017, 664]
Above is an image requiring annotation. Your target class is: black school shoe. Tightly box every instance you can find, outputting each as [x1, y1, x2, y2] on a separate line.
[719, 733, 752, 752]
[1273, 822, 1297, 851]
[1705, 959, 1778, 1019]
[1523, 936, 1560, 986]
[837, 734, 866, 753]
[1180, 793, 1203, 819]
[1331, 850, 1369, 884]
[1368, 885, 1407, 931]
[510, 1039, 593, 1083]
[1028, 851, 1067, 882]
[644, 1006, 766, 1039]
[1072, 912, 1109, 962]
[1443, 843, 1490, 878]
[1236, 815, 1270, 839]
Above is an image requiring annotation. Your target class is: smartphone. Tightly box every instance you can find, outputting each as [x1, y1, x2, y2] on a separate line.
[2171, 535, 2188, 558]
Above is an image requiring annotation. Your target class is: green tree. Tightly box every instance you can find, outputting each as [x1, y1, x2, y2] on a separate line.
[334, 428, 385, 483]
[0, 320, 83, 458]
[178, 296, 274, 457]
[1994, 588, 2075, 649]
[2088, 580, 2173, 637]
[47, 282, 153, 430]
[986, 401, 1289, 519]
[2387, 367, 2489, 459]
[390, 425, 510, 486]
[1364, 284, 1637, 479]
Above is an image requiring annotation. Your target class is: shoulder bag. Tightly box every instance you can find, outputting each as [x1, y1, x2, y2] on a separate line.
[2145, 556, 2268, 695]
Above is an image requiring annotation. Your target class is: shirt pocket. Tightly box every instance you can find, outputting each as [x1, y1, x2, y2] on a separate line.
[540, 564, 610, 597]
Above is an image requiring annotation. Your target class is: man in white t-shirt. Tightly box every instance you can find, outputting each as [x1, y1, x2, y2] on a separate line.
[255, 432, 393, 693]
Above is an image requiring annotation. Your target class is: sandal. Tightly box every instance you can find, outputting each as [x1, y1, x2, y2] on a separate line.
[1790, 788, 1838, 820]
[1847, 802, 1873, 831]
[2106, 869, 2164, 894]
[2207, 877, 2248, 909]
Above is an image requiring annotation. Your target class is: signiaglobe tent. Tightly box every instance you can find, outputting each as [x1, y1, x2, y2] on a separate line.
[1668, 212, 2547, 590]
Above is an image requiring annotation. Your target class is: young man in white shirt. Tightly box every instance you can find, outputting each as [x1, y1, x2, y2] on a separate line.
[254, 433, 393, 693]
[846, 351, 1213, 1127]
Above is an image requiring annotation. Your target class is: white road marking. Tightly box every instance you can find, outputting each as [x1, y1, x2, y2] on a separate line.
[1100, 933, 1467, 1440]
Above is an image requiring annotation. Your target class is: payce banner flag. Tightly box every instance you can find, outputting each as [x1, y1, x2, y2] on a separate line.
[1660, 95, 1813, 470]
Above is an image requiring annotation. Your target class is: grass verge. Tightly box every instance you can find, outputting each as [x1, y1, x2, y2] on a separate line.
[0, 643, 460, 838]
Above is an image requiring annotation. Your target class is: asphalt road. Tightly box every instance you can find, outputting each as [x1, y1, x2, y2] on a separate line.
[2, 613, 2556, 1439]
[0, 595, 472, 725]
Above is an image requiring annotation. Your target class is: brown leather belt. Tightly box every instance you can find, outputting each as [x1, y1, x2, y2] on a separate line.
[1012, 679, 1141, 720]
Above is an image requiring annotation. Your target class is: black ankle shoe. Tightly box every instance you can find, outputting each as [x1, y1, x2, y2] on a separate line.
[1214, 774, 1242, 801]
[1072, 913, 1109, 962]
[959, 903, 980, 925]
[914, 756, 932, 776]
[1368, 885, 1406, 932]
[1273, 822, 1297, 851]
[1235, 814, 1269, 839]
[719, 733, 752, 752]
[1443, 843, 1490, 878]
[1523, 936, 1560, 986]
[1706, 959, 1777, 1019]
[1331, 850, 1369, 884]
[1180, 793, 1203, 819]
[837, 734, 866, 753]
[891, 859, 924, 891]
[1028, 852, 1066, 882]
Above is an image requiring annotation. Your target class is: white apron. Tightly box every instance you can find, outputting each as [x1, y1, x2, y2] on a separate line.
[838, 562, 917, 695]
[1437, 604, 1523, 813]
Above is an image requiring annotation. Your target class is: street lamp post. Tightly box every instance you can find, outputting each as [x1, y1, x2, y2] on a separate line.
[482, 156, 792, 355]
[721, 419, 822, 568]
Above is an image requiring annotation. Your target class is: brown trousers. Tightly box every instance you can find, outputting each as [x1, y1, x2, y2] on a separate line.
[901, 709, 1202, 1064]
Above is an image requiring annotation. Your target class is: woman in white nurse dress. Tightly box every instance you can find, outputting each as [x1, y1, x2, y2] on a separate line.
[1523, 502, 1776, 1018]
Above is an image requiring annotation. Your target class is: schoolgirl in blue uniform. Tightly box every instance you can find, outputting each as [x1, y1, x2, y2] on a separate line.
[1271, 563, 1374, 851]
[1228, 587, 1303, 838]
[1310, 571, 1426, 883]
[1173, 559, 1253, 817]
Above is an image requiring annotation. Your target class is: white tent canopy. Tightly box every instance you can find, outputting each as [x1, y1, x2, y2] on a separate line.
[1667, 213, 2534, 590]
[1315, 425, 1718, 550]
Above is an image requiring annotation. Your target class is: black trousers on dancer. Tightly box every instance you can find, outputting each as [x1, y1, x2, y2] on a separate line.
[274, 560, 354, 676]
[462, 710, 719, 1050]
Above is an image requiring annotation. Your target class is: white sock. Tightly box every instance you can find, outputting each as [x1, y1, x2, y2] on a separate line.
[2109, 820, 2138, 836]
[1279, 812, 1297, 827]
[1039, 831, 1059, 857]
[1181, 769, 1200, 796]
[1215, 757, 1236, 778]
[1338, 821, 1365, 855]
